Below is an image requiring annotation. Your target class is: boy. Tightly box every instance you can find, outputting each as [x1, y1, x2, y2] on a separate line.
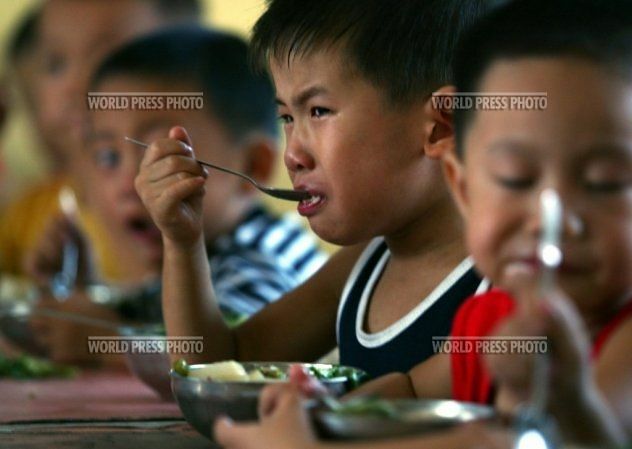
[84, 26, 326, 319]
[0, 0, 202, 282]
[136, 0, 492, 377]
[213, 1, 632, 447]
[2, 0, 202, 363]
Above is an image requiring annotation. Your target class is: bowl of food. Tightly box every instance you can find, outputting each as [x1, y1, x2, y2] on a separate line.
[171, 360, 368, 441]
[118, 324, 173, 400]
[312, 397, 495, 440]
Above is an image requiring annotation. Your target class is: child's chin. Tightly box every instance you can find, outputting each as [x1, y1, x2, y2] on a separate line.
[140, 243, 164, 267]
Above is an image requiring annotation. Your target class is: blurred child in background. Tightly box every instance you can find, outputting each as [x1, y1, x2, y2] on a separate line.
[0, 0, 202, 283]
[0, 0, 202, 363]
[85, 26, 326, 320]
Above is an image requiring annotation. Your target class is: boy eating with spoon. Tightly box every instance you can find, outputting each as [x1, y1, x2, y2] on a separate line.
[136, 0, 493, 377]
[214, 0, 632, 447]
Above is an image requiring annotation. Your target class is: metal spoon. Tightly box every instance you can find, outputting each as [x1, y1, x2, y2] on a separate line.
[50, 187, 79, 301]
[0, 303, 155, 334]
[513, 188, 563, 449]
[125, 137, 310, 202]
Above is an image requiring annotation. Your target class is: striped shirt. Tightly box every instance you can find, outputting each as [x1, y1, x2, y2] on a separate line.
[208, 205, 328, 317]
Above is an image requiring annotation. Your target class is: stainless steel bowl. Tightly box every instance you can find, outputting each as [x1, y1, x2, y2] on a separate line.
[171, 362, 365, 441]
[313, 398, 495, 440]
[118, 325, 172, 400]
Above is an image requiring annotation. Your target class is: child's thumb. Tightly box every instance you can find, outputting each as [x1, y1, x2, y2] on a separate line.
[289, 364, 327, 397]
[168, 126, 193, 149]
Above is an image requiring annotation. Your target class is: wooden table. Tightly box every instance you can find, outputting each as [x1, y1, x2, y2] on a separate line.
[0, 367, 214, 448]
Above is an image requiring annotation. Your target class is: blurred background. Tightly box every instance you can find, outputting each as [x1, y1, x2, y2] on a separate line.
[0, 0, 306, 215]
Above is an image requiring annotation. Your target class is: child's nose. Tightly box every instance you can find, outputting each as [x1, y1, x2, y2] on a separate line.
[284, 130, 315, 173]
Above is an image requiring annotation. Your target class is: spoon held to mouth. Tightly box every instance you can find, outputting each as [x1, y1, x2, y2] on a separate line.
[125, 137, 310, 202]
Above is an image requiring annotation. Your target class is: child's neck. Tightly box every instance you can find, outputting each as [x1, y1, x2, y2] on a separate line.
[384, 196, 466, 262]
[364, 198, 468, 334]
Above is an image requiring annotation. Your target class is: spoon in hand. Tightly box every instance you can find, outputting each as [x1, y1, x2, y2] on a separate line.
[513, 188, 564, 449]
[50, 187, 79, 301]
[125, 137, 310, 202]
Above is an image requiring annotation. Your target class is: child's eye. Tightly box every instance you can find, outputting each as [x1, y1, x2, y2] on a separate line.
[94, 147, 121, 170]
[311, 107, 331, 118]
[583, 180, 631, 193]
[583, 164, 631, 193]
[278, 114, 293, 125]
[494, 176, 535, 190]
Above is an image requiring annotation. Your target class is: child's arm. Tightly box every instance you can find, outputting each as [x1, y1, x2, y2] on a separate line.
[346, 353, 451, 400]
[136, 126, 367, 364]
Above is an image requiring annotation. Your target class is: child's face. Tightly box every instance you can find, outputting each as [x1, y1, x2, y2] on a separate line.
[37, 0, 166, 163]
[452, 58, 632, 320]
[88, 76, 246, 266]
[270, 48, 440, 245]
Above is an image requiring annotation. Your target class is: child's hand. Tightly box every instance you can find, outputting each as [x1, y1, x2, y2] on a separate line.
[215, 383, 319, 449]
[29, 292, 124, 366]
[258, 364, 328, 417]
[486, 290, 589, 412]
[23, 214, 94, 290]
[135, 126, 208, 247]
[486, 290, 626, 445]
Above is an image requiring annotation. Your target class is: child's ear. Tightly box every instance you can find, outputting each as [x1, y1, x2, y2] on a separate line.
[423, 85, 456, 159]
[239, 135, 277, 190]
[442, 149, 470, 219]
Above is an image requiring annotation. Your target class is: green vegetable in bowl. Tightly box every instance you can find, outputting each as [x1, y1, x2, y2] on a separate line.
[258, 365, 286, 379]
[173, 358, 190, 377]
[0, 354, 78, 379]
[309, 365, 369, 389]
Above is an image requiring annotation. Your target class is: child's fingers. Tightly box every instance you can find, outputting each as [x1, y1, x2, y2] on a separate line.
[144, 154, 207, 184]
[168, 125, 193, 149]
[541, 292, 590, 370]
[258, 383, 288, 418]
[214, 417, 259, 449]
[140, 136, 194, 168]
[152, 177, 206, 218]
[289, 364, 328, 397]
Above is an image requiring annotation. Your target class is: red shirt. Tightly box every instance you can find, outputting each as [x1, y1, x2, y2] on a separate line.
[451, 289, 632, 404]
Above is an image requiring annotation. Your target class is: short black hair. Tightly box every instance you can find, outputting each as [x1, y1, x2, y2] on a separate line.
[453, 0, 632, 156]
[7, 7, 40, 64]
[251, 0, 493, 108]
[91, 26, 278, 142]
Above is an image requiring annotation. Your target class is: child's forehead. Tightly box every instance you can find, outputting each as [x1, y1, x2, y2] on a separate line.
[466, 58, 632, 152]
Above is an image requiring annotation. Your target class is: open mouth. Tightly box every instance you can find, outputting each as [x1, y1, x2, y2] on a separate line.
[297, 193, 326, 216]
[300, 194, 324, 207]
[127, 217, 161, 242]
